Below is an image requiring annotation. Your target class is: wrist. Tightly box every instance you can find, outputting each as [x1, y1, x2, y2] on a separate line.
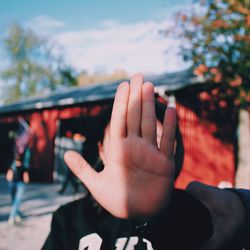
[131, 189, 213, 250]
[130, 192, 173, 233]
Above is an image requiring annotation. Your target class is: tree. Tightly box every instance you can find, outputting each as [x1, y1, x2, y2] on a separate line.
[178, 0, 250, 108]
[178, 0, 250, 188]
[77, 70, 128, 87]
[1, 22, 77, 104]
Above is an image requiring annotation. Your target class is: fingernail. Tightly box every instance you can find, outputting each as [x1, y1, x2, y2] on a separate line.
[167, 95, 176, 108]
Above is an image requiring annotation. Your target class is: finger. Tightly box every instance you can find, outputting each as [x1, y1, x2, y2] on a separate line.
[127, 73, 143, 136]
[110, 81, 129, 139]
[64, 151, 99, 191]
[141, 82, 157, 144]
[160, 97, 176, 159]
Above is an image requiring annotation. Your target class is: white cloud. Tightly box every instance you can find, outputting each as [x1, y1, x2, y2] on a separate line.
[53, 19, 189, 75]
[26, 16, 66, 33]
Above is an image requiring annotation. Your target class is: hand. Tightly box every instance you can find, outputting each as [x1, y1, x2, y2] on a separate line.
[186, 181, 246, 250]
[6, 169, 13, 182]
[65, 73, 176, 220]
[23, 171, 30, 184]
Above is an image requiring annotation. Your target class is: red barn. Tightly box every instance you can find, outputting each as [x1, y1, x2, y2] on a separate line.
[0, 70, 237, 188]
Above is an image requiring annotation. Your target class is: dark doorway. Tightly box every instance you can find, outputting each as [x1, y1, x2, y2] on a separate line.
[54, 115, 100, 179]
[0, 122, 18, 173]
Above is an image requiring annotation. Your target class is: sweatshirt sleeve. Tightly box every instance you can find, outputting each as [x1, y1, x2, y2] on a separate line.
[227, 188, 250, 249]
[41, 210, 65, 250]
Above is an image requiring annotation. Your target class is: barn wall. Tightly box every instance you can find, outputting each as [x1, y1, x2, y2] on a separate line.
[0, 104, 104, 182]
[0, 101, 236, 186]
[30, 105, 105, 182]
[175, 104, 235, 189]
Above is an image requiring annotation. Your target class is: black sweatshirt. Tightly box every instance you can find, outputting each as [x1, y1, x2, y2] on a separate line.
[42, 189, 215, 250]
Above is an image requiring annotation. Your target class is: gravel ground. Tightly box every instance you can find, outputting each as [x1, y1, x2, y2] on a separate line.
[0, 176, 86, 250]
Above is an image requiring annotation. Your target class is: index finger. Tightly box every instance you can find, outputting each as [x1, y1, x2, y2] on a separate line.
[110, 81, 130, 139]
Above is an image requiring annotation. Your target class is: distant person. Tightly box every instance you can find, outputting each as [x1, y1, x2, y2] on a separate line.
[58, 134, 86, 195]
[58, 167, 79, 195]
[6, 146, 31, 225]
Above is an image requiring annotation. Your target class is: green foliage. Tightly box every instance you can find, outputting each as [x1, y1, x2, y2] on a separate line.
[179, 0, 250, 108]
[1, 22, 77, 104]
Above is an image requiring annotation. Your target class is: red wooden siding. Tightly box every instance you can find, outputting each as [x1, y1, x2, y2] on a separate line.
[29, 105, 104, 181]
[0, 105, 104, 181]
[175, 104, 235, 189]
[0, 102, 235, 185]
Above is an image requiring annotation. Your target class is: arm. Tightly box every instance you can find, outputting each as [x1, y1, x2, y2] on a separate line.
[227, 188, 250, 249]
[23, 171, 30, 183]
[23, 149, 31, 183]
[23, 148, 31, 169]
[186, 181, 249, 250]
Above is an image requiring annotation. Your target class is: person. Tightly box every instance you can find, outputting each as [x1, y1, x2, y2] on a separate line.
[6, 146, 31, 225]
[58, 167, 80, 194]
[58, 134, 86, 194]
[43, 74, 250, 250]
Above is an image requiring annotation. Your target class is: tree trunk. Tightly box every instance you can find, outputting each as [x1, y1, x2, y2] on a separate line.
[235, 109, 250, 188]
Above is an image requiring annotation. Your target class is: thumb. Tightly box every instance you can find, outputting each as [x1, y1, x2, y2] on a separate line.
[64, 151, 99, 191]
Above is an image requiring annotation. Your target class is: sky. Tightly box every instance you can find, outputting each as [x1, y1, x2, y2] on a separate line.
[0, 0, 192, 77]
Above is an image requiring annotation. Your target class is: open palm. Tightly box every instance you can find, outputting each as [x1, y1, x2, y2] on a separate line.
[65, 74, 176, 221]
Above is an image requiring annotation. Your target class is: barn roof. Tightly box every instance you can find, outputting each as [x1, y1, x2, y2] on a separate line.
[0, 69, 205, 115]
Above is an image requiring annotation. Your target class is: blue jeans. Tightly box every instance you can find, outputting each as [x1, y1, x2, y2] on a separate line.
[9, 181, 25, 219]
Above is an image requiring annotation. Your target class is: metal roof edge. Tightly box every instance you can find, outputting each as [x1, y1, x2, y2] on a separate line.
[0, 69, 204, 115]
